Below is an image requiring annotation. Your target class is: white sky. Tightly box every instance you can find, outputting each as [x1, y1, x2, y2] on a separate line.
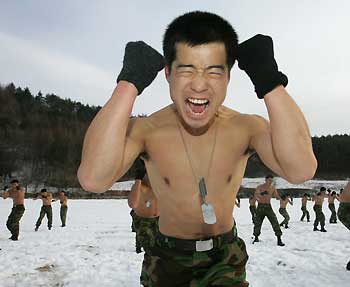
[0, 0, 349, 136]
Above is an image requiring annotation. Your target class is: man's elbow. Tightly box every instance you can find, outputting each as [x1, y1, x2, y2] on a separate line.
[285, 158, 318, 184]
[77, 167, 111, 193]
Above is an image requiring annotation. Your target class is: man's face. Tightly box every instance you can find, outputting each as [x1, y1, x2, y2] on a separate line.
[265, 177, 273, 185]
[166, 42, 230, 129]
[11, 182, 18, 188]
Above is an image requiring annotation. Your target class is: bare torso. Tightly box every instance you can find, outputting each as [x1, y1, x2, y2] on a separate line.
[39, 193, 53, 206]
[280, 198, 290, 208]
[328, 194, 336, 204]
[314, 194, 325, 206]
[5, 187, 25, 206]
[59, 195, 68, 207]
[137, 105, 252, 239]
[134, 180, 159, 218]
[255, 183, 278, 205]
[339, 182, 350, 203]
[301, 197, 308, 206]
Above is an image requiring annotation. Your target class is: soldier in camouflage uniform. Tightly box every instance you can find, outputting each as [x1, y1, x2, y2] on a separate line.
[300, 193, 311, 222]
[312, 187, 327, 232]
[327, 190, 338, 224]
[253, 175, 285, 246]
[2, 179, 25, 241]
[337, 181, 350, 271]
[78, 7, 316, 285]
[278, 194, 293, 228]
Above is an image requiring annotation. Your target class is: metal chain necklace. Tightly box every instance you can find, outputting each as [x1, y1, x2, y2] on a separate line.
[176, 116, 218, 224]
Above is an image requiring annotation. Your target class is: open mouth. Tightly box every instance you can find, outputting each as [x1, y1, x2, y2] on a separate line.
[186, 98, 210, 116]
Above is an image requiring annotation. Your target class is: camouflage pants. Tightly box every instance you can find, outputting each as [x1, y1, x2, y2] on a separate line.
[313, 205, 325, 229]
[60, 206, 68, 226]
[300, 206, 310, 221]
[338, 202, 350, 230]
[142, 227, 249, 287]
[249, 206, 257, 224]
[253, 204, 282, 237]
[131, 212, 159, 254]
[279, 208, 290, 226]
[36, 205, 53, 229]
[328, 203, 337, 223]
[6, 205, 25, 240]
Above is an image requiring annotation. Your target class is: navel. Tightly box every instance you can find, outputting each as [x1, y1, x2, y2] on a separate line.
[164, 177, 170, 186]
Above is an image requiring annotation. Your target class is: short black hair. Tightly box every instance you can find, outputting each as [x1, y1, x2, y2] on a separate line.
[320, 186, 326, 192]
[10, 179, 19, 184]
[265, 174, 274, 179]
[303, 193, 308, 197]
[41, 188, 47, 193]
[60, 190, 66, 194]
[163, 11, 238, 72]
[331, 191, 336, 196]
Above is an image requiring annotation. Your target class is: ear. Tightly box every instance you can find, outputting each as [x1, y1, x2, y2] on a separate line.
[165, 65, 170, 83]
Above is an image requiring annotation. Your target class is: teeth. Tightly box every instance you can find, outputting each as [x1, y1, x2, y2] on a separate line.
[188, 98, 209, 105]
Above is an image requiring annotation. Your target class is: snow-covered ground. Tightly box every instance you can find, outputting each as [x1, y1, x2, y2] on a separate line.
[0, 198, 349, 287]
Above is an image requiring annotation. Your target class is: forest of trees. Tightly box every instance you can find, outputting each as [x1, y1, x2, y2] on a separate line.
[0, 83, 349, 189]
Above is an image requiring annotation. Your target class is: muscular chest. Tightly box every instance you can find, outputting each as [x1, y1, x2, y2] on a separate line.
[145, 127, 250, 190]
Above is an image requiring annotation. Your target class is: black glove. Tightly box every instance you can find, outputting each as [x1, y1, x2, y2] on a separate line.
[237, 34, 288, 99]
[117, 41, 164, 95]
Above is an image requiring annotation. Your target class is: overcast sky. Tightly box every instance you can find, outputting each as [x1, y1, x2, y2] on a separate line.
[1, 0, 349, 136]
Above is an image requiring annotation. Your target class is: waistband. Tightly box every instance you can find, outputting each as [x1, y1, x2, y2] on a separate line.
[258, 203, 272, 206]
[13, 204, 25, 208]
[156, 226, 237, 252]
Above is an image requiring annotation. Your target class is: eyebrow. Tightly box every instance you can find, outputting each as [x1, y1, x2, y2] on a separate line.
[176, 64, 225, 71]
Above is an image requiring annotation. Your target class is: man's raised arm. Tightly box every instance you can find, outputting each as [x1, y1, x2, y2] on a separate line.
[238, 34, 317, 183]
[78, 42, 164, 192]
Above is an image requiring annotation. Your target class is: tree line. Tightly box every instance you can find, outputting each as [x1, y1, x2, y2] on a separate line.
[0, 83, 349, 189]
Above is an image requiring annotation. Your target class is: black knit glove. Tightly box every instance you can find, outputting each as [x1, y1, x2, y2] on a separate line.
[237, 34, 288, 99]
[134, 158, 146, 180]
[117, 41, 164, 95]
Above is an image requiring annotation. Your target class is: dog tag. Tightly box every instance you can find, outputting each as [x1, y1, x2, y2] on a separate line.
[201, 203, 217, 224]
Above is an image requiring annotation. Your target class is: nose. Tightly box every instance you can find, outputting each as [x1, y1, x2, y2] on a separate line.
[190, 71, 208, 93]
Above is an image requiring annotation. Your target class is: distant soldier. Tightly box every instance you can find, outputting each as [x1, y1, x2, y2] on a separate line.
[279, 194, 293, 228]
[253, 175, 285, 246]
[1, 179, 25, 240]
[34, 188, 54, 231]
[312, 187, 327, 232]
[58, 190, 68, 227]
[328, 190, 339, 224]
[337, 180, 350, 271]
[300, 193, 311, 222]
[249, 194, 257, 224]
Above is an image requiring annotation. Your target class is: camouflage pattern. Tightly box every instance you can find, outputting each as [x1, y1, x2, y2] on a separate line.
[141, 227, 249, 287]
[328, 203, 337, 223]
[36, 205, 53, 229]
[60, 206, 68, 226]
[337, 202, 350, 230]
[278, 207, 290, 226]
[249, 206, 257, 224]
[130, 212, 159, 254]
[313, 205, 325, 229]
[6, 205, 25, 240]
[253, 203, 282, 237]
[300, 205, 310, 222]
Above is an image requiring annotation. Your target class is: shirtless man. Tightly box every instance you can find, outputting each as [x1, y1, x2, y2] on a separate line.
[328, 190, 338, 224]
[279, 194, 293, 229]
[253, 175, 285, 245]
[58, 190, 68, 227]
[312, 187, 327, 232]
[338, 180, 350, 270]
[128, 158, 159, 254]
[128, 161, 160, 286]
[34, 188, 54, 231]
[300, 193, 311, 222]
[2, 179, 25, 240]
[77, 11, 317, 286]
[249, 194, 257, 224]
